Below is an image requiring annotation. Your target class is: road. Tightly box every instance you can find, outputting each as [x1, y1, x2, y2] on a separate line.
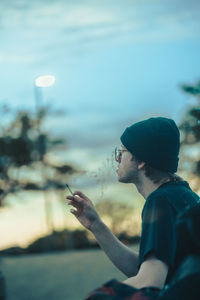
[1, 245, 138, 300]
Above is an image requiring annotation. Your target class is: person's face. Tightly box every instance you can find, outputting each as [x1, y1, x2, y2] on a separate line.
[116, 144, 141, 184]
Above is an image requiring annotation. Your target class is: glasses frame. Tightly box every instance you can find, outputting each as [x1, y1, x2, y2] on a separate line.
[115, 147, 128, 162]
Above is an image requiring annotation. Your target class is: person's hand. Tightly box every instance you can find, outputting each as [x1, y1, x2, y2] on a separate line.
[66, 191, 101, 231]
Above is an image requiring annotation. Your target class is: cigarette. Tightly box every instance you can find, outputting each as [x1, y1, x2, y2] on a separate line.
[66, 183, 73, 195]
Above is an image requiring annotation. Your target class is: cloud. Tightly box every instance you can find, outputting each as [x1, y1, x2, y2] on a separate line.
[1, 0, 199, 65]
[0, 53, 36, 64]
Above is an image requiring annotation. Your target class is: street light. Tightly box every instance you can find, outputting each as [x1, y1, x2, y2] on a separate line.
[35, 75, 56, 88]
[34, 75, 56, 109]
[34, 74, 56, 233]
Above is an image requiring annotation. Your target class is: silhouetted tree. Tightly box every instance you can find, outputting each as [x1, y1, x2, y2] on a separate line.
[0, 104, 77, 232]
[179, 80, 200, 192]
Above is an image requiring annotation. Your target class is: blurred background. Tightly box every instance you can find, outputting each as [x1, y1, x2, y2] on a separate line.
[0, 0, 200, 299]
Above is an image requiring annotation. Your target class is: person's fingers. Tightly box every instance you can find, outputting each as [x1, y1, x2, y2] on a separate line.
[67, 200, 80, 209]
[66, 195, 82, 202]
[68, 200, 75, 205]
[73, 191, 89, 201]
[70, 208, 80, 217]
[70, 208, 77, 215]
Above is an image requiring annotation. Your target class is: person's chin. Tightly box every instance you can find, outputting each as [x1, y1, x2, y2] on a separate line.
[117, 172, 136, 184]
[117, 174, 130, 183]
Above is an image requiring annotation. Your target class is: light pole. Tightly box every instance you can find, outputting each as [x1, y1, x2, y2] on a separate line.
[34, 75, 56, 233]
[34, 75, 56, 109]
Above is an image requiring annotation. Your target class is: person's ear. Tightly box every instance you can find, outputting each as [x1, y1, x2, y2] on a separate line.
[138, 161, 145, 170]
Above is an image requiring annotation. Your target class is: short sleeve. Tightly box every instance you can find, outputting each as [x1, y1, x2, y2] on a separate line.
[138, 194, 177, 271]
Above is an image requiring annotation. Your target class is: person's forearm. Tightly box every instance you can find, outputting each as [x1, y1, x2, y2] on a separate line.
[91, 220, 139, 277]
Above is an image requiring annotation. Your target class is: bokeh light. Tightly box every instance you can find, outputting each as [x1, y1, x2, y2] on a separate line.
[35, 75, 56, 87]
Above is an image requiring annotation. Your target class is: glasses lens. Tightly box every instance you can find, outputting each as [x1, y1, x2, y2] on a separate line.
[115, 147, 118, 161]
[115, 147, 121, 162]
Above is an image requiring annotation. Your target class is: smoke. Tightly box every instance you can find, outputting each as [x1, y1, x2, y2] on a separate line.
[67, 151, 117, 198]
[87, 151, 116, 198]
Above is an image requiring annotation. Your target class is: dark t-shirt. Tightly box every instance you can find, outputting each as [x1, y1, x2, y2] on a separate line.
[137, 180, 199, 284]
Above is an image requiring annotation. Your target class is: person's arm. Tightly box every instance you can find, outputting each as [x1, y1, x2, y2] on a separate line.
[124, 194, 175, 289]
[123, 253, 169, 289]
[66, 191, 139, 277]
[91, 219, 139, 277]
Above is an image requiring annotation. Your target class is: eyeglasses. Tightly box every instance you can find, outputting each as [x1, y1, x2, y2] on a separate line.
[115, 147, 128, 162]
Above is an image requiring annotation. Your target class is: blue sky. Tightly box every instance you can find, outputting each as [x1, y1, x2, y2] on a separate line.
[1, 0, 200, 113]
[0, 0, 200, 249]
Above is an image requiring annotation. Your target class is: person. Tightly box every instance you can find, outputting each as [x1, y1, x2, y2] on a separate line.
[158, 202, 200, 300]
[66, 117, 199, 298]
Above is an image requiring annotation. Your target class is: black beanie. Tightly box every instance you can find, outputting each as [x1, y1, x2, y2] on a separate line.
[120, 117, 180, 173]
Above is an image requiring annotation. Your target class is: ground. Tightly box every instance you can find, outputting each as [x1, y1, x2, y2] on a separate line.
[0, 245, 138, 300]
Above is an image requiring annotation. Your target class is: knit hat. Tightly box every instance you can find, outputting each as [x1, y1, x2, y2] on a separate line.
[120, 117, 180, 172]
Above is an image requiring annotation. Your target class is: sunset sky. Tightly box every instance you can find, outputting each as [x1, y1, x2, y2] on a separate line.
[0, 0, 200, 249]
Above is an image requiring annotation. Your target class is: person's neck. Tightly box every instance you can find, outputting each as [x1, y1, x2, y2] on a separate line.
[135, 176, 171, 199]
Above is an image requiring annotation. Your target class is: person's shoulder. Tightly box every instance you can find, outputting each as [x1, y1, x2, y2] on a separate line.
[146, 185, 170, 207]
[146, 179, 199, 214]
